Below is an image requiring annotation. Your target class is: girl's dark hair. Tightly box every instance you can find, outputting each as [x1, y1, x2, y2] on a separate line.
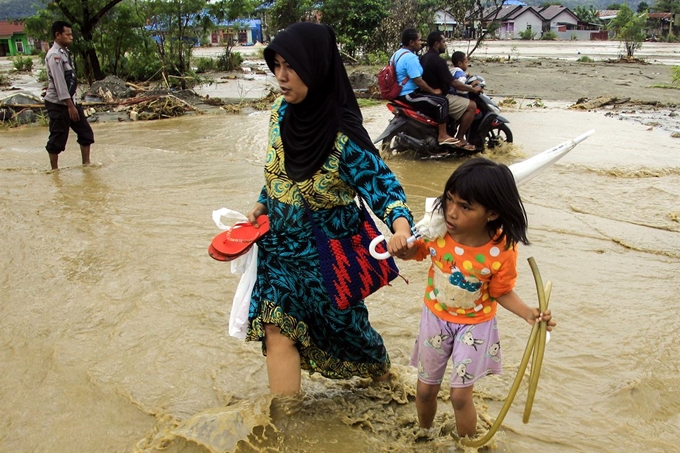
[434, 157, 529, 248]
[401, 28, 419, 47]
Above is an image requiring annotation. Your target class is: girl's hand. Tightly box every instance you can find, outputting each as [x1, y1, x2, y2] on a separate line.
[529, 308, 556, 332]
[246, 203, 268, 227]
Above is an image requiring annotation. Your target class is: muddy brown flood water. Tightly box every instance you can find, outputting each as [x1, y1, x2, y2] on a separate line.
[1, 103, 679, 453]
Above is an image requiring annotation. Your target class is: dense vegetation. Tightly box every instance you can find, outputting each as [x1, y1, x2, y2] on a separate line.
[4, 0, 675, 87]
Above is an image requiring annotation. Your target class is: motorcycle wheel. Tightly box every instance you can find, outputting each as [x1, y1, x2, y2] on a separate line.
[485, 123, 513, 148]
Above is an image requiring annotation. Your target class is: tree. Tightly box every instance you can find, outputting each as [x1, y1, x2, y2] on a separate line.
[268, 0, 314, 34]
[321, 0, 390, 58]
[94, 0, 149, 76]
[606, 3, 623, 9]
[609, 4, 647, 58]
[651, 0, 680, 12]
[144, 0, 255, 89]
[36, 0, 125, 82]
[637, 2, 650, 13]
[439, 0, 503, 58]
[573, 5, 601, 24]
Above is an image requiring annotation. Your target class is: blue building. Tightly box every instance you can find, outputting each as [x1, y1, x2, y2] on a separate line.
[209, 19, 263, 46]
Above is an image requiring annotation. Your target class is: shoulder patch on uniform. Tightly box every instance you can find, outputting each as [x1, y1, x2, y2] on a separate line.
[53, 56, 61, 63]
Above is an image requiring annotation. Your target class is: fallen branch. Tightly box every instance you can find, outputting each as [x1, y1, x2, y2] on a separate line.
[569, 96, 631, 110]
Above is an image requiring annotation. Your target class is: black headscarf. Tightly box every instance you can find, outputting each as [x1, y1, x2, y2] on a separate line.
[264, 22, 377, 182]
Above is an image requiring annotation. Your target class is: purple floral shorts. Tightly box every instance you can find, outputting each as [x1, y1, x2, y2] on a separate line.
[410, 305, 502, 388]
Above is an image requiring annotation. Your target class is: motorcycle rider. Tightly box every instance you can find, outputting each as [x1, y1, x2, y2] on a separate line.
[421, 32, 480, 152]
[391, 28, 459, 147]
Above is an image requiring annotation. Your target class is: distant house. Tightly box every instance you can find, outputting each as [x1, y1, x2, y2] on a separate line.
[539, 5, 579, 32]
[0, 20, 32, 57]
[209, 19, 263, 46]
[434, 10, 458, 37]
[539, 5, 605, 40]
[646, 12, 673, 38]
[484, 5, 544, 39]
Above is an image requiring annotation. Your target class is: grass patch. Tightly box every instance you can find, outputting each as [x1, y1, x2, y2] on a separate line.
[498, 97, 517, 107]
[357, 98, 382, 108]
[650, 84, 680, 90]
[577, 56, 594, 63]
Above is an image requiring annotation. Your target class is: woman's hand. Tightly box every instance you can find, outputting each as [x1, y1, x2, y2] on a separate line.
[387, 217, 416, 259]
[246, 203, 268, 228]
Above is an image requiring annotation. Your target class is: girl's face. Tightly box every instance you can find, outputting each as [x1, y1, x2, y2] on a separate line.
[273, 53, 308, 104]
[443, 191, 498, 246]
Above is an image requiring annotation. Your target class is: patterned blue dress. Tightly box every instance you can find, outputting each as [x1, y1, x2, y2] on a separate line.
[245, 97, 413, 379]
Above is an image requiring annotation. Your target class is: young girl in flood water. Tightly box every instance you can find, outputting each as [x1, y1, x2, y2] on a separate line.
[395, 157, 556, 438]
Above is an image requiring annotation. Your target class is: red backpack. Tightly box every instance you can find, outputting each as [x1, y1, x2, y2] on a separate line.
[377, 50, 410, 101]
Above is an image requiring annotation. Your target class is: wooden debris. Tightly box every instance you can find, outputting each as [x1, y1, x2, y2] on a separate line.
[569, 96, 631, 110]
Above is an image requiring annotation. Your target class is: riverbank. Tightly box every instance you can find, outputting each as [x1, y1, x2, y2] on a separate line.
[2, 41, 679, 135]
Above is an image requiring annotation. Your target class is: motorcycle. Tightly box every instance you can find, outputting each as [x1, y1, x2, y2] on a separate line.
[373, 76, 513, 159]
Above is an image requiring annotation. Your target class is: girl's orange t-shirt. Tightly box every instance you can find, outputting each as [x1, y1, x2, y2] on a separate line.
[411, 234, 518, 324]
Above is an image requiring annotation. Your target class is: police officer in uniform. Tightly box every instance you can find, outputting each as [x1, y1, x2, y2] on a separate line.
[44, 21, 94, 170]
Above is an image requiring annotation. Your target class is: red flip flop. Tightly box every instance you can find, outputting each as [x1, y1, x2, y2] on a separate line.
[208, 215, 269, 261]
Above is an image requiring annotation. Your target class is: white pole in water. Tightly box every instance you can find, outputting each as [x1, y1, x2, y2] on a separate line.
[369, 130, 596, 260]
[509, 129, 595, 186]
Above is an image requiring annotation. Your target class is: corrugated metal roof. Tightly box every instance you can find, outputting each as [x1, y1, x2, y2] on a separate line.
[597, 10, 620, 17]
[648, 12, 672, 19]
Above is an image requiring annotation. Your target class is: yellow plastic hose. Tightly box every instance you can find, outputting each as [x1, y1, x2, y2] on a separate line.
[461, 257, 551, 448]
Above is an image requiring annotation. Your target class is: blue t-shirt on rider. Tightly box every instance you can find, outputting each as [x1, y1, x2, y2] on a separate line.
[449, 67, 469, 98]
[392, 49, 421, 96]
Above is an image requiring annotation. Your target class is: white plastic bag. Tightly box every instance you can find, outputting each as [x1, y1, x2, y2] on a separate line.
[212, 208, 258, 339]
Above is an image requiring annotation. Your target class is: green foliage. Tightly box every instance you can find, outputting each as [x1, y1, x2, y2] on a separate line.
[269, 0, 314, 33]
[0, 73, 9, 86]
[519, 29, 536, 40]
[573, 5, 600, 24]
[498, 97, 516, 107]
[609, 4, 647, 58]
[528, 98, 545, 108]
[637, 1, 650, 12]
[359, 50, 389, 66]
[356, 98, 382, 108]
[607, 3, 624, 9]
[119, 47, 163, 82]
[577, 55, 594, 62]
[541, 30, 557, 40]
[321, 0, 390, 57]
[651, 0, 680, 13]
[194, 57, 216, 73]
[672, 66, 680, 84]
[11, 55, 33, 72]
[95, 0, 150, 77]
[37, 68, 48, 83]
[216, 47, 244, 71]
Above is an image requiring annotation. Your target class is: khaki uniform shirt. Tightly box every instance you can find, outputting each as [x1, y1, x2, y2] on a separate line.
[44, 42, 77, 105]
